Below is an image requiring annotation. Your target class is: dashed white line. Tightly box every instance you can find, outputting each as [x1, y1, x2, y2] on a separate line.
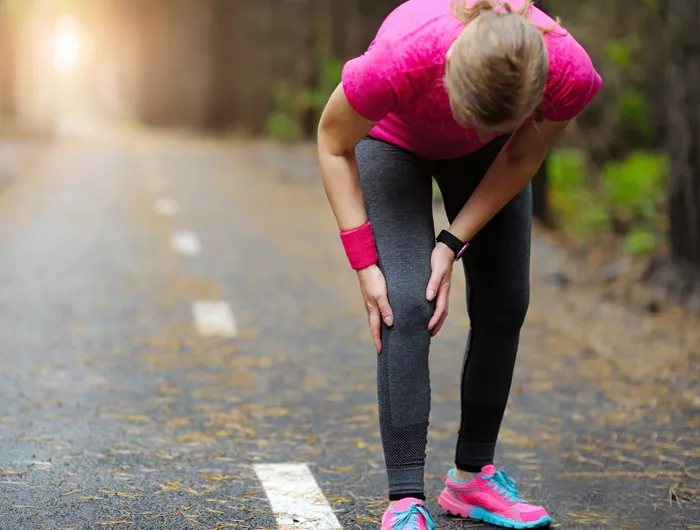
[192, 301, 237, 338]
[254, 463, 342, 530]
[170, 231, 202, 256]
[153, 198, 179, 216]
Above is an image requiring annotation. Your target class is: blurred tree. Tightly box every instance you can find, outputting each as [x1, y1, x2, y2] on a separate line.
[295, 0, 316, 136]
[667, 0, 700, 272]
[531, 0, 553, 226]
[204, 0, 231, 130]
[0, 0, 16, 121]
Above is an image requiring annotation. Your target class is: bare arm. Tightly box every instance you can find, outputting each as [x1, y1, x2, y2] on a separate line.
[318, 83, 395, 351]
[447, 118, 571, 245]
[317, 84, 377, 231]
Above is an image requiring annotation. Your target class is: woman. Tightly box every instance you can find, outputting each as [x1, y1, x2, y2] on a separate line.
[317, 0, 601, 528]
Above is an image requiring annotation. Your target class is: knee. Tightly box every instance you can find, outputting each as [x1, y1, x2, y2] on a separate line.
[471, 283, 529, 333]
[389, 286, 433, 331]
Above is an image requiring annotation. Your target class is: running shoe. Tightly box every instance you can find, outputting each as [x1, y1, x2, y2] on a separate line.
[380, 497, 436, 530]
[438, 465, 552, 528]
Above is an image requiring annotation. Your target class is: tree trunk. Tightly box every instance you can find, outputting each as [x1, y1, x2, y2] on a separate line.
[667, 0, 700, 271]
[295, 0, 315, 138]
[531, 0, 553, 226]
[531, 162, 552, 226]
[0, 0, 17, 121]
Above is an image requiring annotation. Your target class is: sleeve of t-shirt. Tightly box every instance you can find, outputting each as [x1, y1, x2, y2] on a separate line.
[541, 35, 603, 122]
[341, 42, 400, 122]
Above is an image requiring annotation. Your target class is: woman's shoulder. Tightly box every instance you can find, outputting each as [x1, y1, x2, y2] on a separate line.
[358, 0, 462, 72]
[539, 17, 603, 122]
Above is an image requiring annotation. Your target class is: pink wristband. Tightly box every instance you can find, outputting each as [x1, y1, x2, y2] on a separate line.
[339, 221, 378, 270]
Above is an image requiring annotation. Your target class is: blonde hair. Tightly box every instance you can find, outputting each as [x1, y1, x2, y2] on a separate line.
[445, 0, 559, 128]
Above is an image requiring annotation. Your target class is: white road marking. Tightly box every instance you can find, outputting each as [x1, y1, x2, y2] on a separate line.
[153, 198, 179, 216]
[170, 231, 202, 256]
[192, 301, 237, 338]
[254, 463, 342, 530]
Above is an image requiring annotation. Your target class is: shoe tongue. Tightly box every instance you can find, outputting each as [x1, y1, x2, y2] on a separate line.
[393, 497, 422, 511]
[481, 464, 497, 476]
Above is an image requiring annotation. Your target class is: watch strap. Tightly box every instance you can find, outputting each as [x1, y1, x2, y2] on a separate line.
[436, 229, 469, 261]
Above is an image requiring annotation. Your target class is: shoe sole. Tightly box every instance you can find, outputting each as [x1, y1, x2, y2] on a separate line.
[438, 491, 552, 529]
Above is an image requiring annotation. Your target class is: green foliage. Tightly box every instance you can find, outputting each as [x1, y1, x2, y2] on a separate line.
[547, 149, 608, 239]
[603, 35, 641, 70]
[617, 88, 653, 140]
[310, 53, 343, 109]
[305, 53, 344, 130]
[601, 151, 667, 225]
[265, 82, 305, 142]
[547, 148, 668, 255]
[604, 42, 632, 70]
[548, 4, 670, 256]
[547, 148, 587, 190]
[624, 229, 659, 257]
[265, 47, 343, 142]
[265, 112, 300, 143]
[553, 190, 612, 240]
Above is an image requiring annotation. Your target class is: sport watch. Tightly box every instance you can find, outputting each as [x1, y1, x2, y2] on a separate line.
[436, 229, 469, 261]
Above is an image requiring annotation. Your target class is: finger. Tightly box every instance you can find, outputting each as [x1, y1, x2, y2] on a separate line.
[428, 280, 450, 330]
[375, 293, 394, 327]
[368, 309, 382, 352]
[430, 310, 448, 337]
[426, 269, 443, 302]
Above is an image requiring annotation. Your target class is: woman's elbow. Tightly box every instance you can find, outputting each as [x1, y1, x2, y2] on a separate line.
[318, 121, 355, 158]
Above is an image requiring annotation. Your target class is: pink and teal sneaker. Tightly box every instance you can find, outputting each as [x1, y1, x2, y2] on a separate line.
[438, 465, 552, 529]
[380, 497, 436, 530]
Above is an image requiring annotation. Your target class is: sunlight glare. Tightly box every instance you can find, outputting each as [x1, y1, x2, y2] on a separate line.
[53, 15, 81, 72]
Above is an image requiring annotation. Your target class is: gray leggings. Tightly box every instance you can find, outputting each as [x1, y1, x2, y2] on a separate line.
[356, 135, 532, 501]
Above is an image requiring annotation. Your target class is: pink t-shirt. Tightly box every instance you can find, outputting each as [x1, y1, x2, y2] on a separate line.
[342, 0, 602, 159]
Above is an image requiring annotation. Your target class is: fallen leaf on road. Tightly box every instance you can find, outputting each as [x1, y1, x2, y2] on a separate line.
[101, 414, 152, 423]
[200, 474, 235, 482]
[0, 470, 26, 477]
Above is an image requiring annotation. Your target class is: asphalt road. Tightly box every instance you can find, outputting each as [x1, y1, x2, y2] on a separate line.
[0, 133, 697, 530]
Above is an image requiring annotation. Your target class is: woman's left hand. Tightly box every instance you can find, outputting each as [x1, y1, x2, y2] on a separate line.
[426, 242, 455, 337]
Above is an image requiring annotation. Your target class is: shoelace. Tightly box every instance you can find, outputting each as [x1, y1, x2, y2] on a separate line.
[484, 469, 526, 504]
[390, 502, 436, 530]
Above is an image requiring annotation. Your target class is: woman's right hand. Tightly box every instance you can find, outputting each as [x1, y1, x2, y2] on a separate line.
[357, 265, 394, 353]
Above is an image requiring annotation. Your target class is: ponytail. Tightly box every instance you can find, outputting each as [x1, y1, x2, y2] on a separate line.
[451, 0, 561, 34]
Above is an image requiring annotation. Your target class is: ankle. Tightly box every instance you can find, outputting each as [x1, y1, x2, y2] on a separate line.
[387, 495, 425, 510]
[453, 468, 478, 483]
